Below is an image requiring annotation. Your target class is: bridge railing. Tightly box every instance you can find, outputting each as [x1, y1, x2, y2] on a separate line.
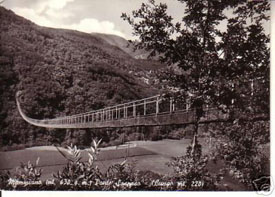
[18, 92, 232, 128]
[16, 77, 268, 128]
[39, 94, 195, 126]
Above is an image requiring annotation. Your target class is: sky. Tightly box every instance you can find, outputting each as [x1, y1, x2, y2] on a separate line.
[1, 0, 271, 40]
[0, 2, 274, 197]
[2, 0, 187, 39]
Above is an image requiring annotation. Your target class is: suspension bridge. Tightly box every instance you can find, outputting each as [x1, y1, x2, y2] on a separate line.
[16, 92, 229, 129]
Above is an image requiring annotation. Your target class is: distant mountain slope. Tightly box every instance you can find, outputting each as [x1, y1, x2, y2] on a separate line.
[0, 6, 164, 149]
[92, 33, 150, 59]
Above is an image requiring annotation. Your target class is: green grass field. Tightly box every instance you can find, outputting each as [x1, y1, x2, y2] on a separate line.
[0, 138, 260, 190]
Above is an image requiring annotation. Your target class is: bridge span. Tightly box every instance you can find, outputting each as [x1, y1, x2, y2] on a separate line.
[17, 93, 230, 129]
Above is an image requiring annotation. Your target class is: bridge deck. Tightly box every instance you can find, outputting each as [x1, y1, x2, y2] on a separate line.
[51, 109, 227, 128]
[17, 92, 230, 129]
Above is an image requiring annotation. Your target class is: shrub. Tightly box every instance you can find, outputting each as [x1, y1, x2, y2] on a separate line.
[14, 158, 42, 181]
[0, 137, 226, 191]
[167, 128, 185, 140]
[1, 146, 8, 151]
[53, 140, 103, 190]
[127, 132, 143, 141]
[6, 158, 44, 190]
[104, 160, 141, 190]
[17, 144, 26, 150]
[0, 170, 12, 189]
[148, 129, 162, 141]
[135, 170, 166, 190]
[107, 139, 122, 147]
[52, 139, 144, 190]
[167, 140, 222, 191]
[210, 121, 270, 189]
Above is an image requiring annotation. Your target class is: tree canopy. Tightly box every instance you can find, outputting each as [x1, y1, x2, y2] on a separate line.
[122, 1, 270, 189]
[122, 0, 270, 116]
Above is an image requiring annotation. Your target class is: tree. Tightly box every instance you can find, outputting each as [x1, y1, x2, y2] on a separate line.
[122, 0, 269, 142]
[122, 0, 270, 189]
[211, 121, 269, 189]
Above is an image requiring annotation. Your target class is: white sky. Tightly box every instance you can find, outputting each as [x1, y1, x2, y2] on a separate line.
[1, 0, 271, 39]
[2, 0, 187, 39]
[0, 1, 274, 197]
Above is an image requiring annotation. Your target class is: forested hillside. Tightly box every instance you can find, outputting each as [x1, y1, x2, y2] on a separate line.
[0, 6, 164, 150]
[91, 33, 149, 59]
